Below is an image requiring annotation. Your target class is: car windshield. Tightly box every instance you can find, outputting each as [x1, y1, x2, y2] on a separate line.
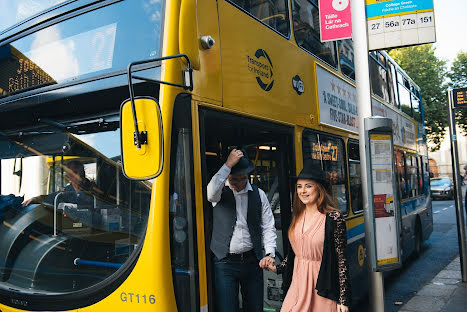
[430, 178, 450, 186]
[0, 115, 151, 294]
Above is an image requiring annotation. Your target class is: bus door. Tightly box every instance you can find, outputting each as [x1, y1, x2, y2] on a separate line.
[199, 108, 295, 311]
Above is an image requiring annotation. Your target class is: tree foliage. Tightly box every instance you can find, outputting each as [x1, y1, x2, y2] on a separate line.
[389, 44, 448, 151]
[448, 51, 467, 134]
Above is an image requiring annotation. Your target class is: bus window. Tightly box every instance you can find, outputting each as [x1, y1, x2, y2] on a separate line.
[395, 150, 408, 200]
[406, 153, 418, 197]
[417, 156, 425, 195]
[228, 0, 290, 36]
[302, 130, 348, 214]
[398, 77, 412, 117]
[411, 91, 421, 122]
[369, 55, 390, 103]
[339, 39, 355, 80]
[348, 140, 362, 213]
[376, 51, 386, 66]
[388, 62, 399, 108]
[291, 0, 338, 68]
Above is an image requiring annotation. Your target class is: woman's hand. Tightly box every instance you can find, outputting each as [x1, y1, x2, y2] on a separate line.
[337, 304, 349, 312]
[267, 262, 277, 273]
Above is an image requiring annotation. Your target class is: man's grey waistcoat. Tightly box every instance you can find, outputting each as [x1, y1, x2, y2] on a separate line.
[210, 185, 263, 260]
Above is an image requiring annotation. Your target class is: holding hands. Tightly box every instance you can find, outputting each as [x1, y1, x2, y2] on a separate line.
[259, 255, 276, 273]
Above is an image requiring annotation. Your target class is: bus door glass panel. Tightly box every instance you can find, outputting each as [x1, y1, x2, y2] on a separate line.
[169, 102, 198, 312]
[200, 110, 293, 310]
[348, 140, 362, 213]
[302, 130, 348, 214]
[339, 39, 355, 80]
[0, 116, 151, 294]
[227, 0, 290, 36]
[292, 0, 338, 68]
[369, 56, 390, 103]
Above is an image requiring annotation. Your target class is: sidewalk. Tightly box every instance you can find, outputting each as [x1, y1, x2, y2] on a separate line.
[398, 256, 467, 312]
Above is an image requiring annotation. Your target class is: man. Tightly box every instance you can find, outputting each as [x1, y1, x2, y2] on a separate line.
[207, 148, 276, 312]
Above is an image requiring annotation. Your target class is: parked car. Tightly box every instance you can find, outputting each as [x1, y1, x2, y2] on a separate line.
[430, 177, 454, 200]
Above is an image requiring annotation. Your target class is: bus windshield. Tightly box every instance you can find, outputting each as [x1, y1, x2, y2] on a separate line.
[1, 0, 163, 98]
[0, 115, 151, 294]
[0, 0, 68, 32]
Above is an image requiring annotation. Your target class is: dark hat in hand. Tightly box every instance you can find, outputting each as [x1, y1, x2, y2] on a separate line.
[297, 161, 327, 187]
[230, 149, 255, 175]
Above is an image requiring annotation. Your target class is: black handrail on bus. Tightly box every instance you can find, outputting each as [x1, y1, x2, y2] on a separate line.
[127, 54, 193, 148]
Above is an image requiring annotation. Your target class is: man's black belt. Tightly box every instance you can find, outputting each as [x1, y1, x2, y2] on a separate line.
[226, 249, 256, 261]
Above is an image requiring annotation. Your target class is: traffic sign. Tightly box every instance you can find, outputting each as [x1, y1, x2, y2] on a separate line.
[366, 0, 436, 51]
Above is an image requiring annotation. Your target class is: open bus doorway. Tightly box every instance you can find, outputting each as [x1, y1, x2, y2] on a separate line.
[199, 108, 295, 311]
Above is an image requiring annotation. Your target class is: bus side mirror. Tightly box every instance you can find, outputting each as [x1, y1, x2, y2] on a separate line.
[120, 97, 163, 180]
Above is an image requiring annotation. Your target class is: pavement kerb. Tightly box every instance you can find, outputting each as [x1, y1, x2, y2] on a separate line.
[397, 256, 465, 312]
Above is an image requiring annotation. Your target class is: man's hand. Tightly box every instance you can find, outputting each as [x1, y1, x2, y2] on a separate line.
[22, 196, 38, 207]
[259, 255, 275, 271]
[225, 149, 244, 169]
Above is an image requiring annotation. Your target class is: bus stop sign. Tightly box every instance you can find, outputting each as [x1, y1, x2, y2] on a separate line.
[453, 88, 467, 108]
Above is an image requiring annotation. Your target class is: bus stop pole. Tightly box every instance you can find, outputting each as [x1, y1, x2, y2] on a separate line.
[351, 1, 385, 311]
[447, 90, 467, 282]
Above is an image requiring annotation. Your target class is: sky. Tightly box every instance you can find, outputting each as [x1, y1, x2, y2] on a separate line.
[433, 0, 467, 67]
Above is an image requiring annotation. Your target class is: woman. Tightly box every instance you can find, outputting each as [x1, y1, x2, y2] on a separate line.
[267, 163, 351, 312]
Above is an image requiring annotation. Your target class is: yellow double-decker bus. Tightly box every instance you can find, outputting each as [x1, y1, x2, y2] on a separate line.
[0, 0, 432, 311]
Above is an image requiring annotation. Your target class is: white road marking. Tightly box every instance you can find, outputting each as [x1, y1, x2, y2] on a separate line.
[443, 208, 448, 211]
[434, 210, 440, 214]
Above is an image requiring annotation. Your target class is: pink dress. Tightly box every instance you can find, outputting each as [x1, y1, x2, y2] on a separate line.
[281, 213, 337, 312]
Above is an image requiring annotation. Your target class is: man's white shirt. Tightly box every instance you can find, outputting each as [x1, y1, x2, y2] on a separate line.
[207, 164, 277, 257]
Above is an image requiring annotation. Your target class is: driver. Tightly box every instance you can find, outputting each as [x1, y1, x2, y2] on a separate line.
[22, 160, 95, 208]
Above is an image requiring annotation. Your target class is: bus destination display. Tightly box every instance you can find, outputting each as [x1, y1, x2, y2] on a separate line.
[0, 46, 55, 97]
[0, 23, 117, 99]
[453, 88, 467, 108]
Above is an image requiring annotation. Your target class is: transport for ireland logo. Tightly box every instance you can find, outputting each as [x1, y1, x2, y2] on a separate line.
[247, 49, 274, 91]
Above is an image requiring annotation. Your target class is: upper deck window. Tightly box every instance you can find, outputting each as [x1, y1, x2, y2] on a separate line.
[339, 39, 354, 80]
[369, 54, 390, 103]
[0, 0, 163, 99]
[291, 0, 338, 68]
[228, 0, 290, 37]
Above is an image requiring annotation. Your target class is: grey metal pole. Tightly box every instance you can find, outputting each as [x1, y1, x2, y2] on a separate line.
[351, 1, 385, 311]
[447, 90, 467, 282]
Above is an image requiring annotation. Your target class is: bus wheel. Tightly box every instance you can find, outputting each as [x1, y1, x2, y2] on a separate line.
[414, 224, 422, 257]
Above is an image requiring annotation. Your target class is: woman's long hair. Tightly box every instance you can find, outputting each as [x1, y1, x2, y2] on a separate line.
[288, 180, 337, 237]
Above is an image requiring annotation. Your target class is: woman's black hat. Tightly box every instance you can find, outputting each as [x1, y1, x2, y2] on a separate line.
[230, 149, 255, 175]
[297, 161, 327, 187]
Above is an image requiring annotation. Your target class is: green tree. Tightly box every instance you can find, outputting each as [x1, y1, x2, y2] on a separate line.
[448, 51, 467, 134]
[389, 44, 448, 151]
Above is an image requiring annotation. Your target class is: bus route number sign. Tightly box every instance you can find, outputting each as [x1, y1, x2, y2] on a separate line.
[453, 88, 467, 108]
[366, 0, 436, 51]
